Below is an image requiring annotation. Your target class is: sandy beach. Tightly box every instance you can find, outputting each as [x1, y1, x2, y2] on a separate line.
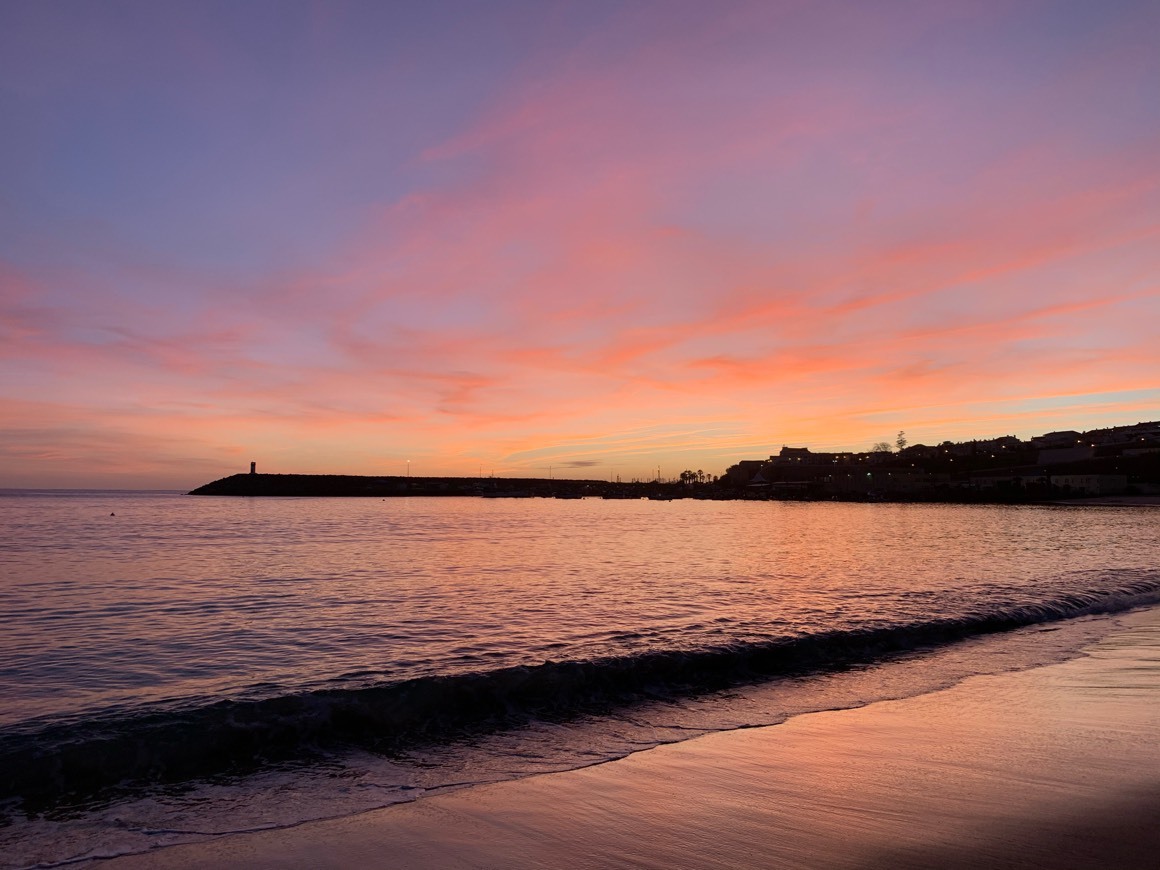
[102, 604, 1160, 870]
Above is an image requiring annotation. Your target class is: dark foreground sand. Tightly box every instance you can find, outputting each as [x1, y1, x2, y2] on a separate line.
[108, 607, 1160, 869]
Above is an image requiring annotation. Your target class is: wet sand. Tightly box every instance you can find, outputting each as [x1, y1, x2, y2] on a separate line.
[107, 606, 1160, 869]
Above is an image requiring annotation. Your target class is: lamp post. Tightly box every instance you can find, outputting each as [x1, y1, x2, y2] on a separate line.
[407, 460, 410, 478]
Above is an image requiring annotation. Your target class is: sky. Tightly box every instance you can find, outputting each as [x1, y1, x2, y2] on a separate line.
[2, 0, 1159, 489]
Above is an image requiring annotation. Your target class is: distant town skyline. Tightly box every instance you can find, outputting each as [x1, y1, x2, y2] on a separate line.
[3, 1, 1159, 490]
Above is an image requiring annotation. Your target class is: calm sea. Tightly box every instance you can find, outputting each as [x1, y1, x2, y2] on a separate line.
[2, 490, 1159, 867]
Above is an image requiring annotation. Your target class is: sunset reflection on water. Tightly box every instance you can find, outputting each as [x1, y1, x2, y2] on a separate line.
[2, 493, 1157, 728]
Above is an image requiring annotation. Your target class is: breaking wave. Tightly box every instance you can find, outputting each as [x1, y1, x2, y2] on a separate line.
[4, 575, 1160, 811]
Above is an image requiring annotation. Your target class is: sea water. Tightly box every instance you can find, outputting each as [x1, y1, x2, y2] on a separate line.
[2, 491, 1158, 867]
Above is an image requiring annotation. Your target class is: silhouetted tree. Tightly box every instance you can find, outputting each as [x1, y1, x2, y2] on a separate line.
[896, 430, 907, 451]
[872, 441, 892, 453]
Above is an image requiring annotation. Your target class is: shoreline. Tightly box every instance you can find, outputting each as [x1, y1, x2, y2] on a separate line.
[187, 472, 1160, 505]
[104, 605, 1160, 869]
[1053, 495, 1160, 506]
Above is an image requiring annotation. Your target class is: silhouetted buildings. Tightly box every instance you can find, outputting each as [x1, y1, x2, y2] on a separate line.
[202, 421, 1159, 503]
[724, 421, 1160, 500]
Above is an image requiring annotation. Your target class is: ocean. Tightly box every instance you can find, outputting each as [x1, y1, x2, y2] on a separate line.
[2, 491, 1159, 868]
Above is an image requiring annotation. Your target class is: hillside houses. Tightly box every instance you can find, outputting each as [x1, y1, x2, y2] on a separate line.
[724, 420, 1160, 500]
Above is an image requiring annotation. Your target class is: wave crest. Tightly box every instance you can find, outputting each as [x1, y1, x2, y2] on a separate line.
[4, 575, 1159, 811]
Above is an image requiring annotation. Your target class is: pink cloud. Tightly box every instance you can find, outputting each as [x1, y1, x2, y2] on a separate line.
[5, 2, 1160, 484]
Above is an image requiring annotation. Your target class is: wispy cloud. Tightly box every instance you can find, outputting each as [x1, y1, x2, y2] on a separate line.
[2, 1, 1159, 485]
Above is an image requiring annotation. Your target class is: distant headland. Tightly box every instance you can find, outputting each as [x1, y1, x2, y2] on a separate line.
[190, 420, 1160, 502]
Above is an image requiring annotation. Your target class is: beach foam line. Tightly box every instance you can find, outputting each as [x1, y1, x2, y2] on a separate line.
[3, 571, 1160, 811]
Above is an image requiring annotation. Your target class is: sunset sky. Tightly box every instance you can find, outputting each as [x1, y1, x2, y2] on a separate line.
[2, 0, 1159, 489]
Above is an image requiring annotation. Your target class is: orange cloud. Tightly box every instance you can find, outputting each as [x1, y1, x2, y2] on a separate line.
[4, 3, 1160, 485]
